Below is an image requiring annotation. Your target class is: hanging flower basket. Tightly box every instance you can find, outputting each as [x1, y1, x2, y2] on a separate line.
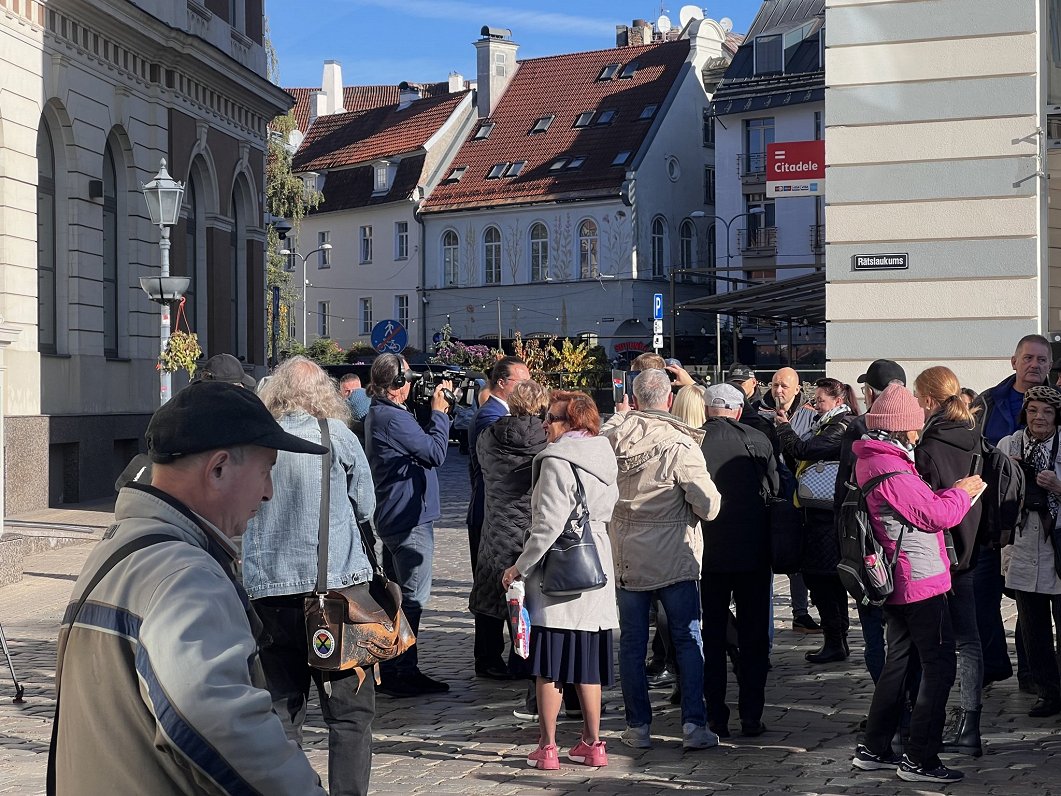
[157, 298, 202, 377]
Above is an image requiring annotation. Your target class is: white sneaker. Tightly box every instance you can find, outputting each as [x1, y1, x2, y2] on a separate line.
[620, 725, 652, 749]
[682, 722, 720, 750]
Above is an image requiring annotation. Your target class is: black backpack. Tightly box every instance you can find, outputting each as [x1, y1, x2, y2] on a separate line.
[977, 439, 1025, 549]
[836, 472, 905, 607]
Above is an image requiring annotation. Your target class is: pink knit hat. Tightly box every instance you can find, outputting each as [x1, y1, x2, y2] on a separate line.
[865, 383, 924, 432]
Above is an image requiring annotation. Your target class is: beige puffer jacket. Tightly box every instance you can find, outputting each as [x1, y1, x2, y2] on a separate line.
[602, 410, 721, 590]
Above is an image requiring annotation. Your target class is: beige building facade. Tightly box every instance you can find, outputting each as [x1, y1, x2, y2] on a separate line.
[824, 0, 1048, 392]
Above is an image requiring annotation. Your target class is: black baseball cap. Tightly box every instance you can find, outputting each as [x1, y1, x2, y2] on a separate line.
[192, 353, 256, 390]
[728, 363, 755, 383]
[857, 359, 907, 392]
[146, 381, 328, 464]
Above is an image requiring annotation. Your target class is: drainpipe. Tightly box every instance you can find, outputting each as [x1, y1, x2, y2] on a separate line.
[413, 194, 428, 352]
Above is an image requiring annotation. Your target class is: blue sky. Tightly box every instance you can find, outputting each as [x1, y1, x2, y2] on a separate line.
[265, 1, 764, 89]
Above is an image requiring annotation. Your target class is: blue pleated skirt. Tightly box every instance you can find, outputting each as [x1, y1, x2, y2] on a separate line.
[527, 625, 615, 686]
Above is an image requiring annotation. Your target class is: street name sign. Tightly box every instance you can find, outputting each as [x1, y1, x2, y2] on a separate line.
[851, 253, 909, 271]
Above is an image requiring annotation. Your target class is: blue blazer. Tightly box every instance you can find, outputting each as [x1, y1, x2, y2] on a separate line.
[466, 396, 508, 531]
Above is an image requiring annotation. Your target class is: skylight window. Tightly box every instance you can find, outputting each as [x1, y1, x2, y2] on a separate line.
[754, 34, 783, 75]
[595, 109, 617, 125]
[619, 61, 639, 79]
[549, 158, 569, 171]
[612, 151, 630, 166]
[573, 111, 594, 128]
[598, 63, 620, 81]
[486, 163, 509, 179]
[639, 105, 658, 120]
[529, 116, 554, 134]
[507, 161, 527, 177]
[474, 123, 495, 140]
[447, 166, 467, 182]
[566, 156, 587, 170]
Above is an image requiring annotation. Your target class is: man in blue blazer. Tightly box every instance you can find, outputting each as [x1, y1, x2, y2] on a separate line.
[467, 356, 530, 678]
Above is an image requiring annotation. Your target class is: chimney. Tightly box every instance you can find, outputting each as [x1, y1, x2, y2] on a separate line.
[637, 20, 654, 45]
[397, 81, 422, 111]
[321, 60, 345, 116]
[308, 91, 327, 127]
[616, 24, 629, 47]
[448, 71, 464, 93]
[473, 26, 519, 119]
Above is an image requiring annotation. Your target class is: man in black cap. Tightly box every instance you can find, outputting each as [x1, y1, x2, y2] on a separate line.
[51, 381, 328, 795]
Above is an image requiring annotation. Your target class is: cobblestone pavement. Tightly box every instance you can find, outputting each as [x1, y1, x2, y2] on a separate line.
[1, 451, 1059, 794]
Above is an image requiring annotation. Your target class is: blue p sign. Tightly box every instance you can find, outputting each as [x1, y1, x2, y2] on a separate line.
[653, 293, 664, 320]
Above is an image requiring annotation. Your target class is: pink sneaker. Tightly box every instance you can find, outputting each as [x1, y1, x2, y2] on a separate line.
[568, 738, 608, 767]
[527, 744, 560, 770]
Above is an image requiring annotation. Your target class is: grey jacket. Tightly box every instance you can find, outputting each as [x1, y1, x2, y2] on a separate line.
[602, 410, 721, 590]
[514, 435, 620, 632]
[53, 484, 324, 795]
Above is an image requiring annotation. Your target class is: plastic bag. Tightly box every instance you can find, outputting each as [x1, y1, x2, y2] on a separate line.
[506, 581, 530, 659]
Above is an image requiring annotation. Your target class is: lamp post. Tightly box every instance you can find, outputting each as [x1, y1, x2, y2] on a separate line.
[140, 158, 186, 406]
[279, 244, 334, 346]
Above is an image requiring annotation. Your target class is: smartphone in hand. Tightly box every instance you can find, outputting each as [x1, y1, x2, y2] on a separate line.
[968, 453, 982, 477]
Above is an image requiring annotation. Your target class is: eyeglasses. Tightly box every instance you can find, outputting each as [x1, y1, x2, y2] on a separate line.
[544, 413, 569, 424]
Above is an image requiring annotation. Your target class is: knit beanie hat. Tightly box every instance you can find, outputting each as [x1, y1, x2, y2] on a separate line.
[865, 383, 924, 432]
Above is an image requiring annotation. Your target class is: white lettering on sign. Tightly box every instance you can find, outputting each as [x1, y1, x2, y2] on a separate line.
[774, 161, 821, 173]
[856, 256, 904, 267]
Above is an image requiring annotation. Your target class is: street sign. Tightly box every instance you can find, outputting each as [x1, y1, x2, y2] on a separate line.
[652, 319, 663, 334]
[653, 293, 664, 320]
[767, 140, 825, 197]
[652, 333, 664, 350]
[851, 253, 909, 271]
[371, 319, 408, 353]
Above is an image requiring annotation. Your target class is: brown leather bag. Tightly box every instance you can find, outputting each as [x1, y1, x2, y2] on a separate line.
[304, 419, 415, 671]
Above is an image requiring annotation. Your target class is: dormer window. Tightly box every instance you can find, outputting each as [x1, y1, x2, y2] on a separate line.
[474, 122, 495, 140]
[573, 111, 594, 128]
[486, 162, 509, 179]
[566, 156, 586, 170]
[529, 115, 554, 134]
[754, 34, 783, 74]
[612, 151, 631, 166]
[640, 105, 658, 120]
[595, 109, 617, 125]
[446, 166, 467, 182]
[549, 158, 569, 171]
[619, 61, 639, 79]
[597, 63, 620, 81]
[507, 160, 527, 177]
[372, 160, 395, 195]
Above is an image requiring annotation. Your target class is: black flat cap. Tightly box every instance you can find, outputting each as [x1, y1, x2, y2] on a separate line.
[146, 381, 327, 463]
[192, 353, 256, 390]
[727, 363, 755, 383]
[857, 359, 907, 392]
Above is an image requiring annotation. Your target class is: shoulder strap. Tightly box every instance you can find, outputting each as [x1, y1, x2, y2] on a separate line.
[314, 419, 333, 596]
[859, 471, 903, 497]
[48, 532, 177, 795]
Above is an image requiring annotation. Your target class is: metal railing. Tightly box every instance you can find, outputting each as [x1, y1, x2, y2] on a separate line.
[737, 226, 778, 254]
[738, 152, 767, 180]
[809, 223, 825, 253]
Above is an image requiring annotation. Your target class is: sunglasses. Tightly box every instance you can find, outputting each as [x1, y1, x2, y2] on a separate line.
[544, 413, 569, 424]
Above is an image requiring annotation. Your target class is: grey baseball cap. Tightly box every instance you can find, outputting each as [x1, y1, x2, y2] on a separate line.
[704, 383, 745, 410]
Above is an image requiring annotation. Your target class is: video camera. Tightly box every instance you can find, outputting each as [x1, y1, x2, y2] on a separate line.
[408, 367, 476, 411]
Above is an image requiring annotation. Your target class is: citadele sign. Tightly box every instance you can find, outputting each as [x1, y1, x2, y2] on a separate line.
[767, 140, 825, 198]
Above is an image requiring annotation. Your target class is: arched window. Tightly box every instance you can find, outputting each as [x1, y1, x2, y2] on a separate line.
[679, 219, 695, 270]
[442, 230, 459, 285]
[181, 179, 199, 334]
[578, 219, 598, 279]
[37, 123, 57, 354]
[102, 143, 118, 358]
[651, 216, 666, 277]
[483, 226, 501, 284]
[530, 222, 549, 282]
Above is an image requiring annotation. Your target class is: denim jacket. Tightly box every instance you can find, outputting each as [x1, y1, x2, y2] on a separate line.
[242, 413, 375, 599]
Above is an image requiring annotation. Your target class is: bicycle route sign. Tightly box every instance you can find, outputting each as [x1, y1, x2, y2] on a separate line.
[371, 320, 408, 354]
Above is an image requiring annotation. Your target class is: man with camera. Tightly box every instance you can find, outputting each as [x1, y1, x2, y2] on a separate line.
[365, 353, 453, 697]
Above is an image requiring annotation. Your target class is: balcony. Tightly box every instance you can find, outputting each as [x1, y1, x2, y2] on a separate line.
[738, 152, 767, 183]
[809, 223, 825, 254]
[738, 227, 778, 256]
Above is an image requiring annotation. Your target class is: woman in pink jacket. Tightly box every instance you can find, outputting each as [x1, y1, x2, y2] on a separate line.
[849, 385, 983, 784]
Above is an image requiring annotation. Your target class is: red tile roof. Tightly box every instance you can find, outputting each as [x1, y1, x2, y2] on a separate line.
[287, 82, 454, 134]
[293, 90, 471, 172]
[421, 40, 691, 214]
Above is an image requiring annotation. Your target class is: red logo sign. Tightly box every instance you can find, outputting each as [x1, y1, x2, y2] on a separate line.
[767, 141, 824, 180]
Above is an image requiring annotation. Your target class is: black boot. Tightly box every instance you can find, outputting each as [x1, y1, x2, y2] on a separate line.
[805, 633, 848, 664]
[940, 707, 983, 757]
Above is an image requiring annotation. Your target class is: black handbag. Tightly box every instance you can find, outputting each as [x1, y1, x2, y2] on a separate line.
[539, 465, 608, 597]
[733, 424, 803, 574]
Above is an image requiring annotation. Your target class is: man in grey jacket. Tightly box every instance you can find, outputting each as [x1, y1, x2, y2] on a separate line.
[50, 381, 329, 795]
[603, 368, 722, 751]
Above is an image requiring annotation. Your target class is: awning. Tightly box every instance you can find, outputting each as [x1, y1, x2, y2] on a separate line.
[676, 272, 825, 324]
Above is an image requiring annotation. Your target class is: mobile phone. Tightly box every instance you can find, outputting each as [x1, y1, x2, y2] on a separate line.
[611, 369, 625, 405]
[968, 453, 982, 477]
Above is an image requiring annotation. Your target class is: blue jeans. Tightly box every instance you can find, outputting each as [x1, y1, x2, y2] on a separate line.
[618, 581, 706, 729]
[379, 521, 434, 678]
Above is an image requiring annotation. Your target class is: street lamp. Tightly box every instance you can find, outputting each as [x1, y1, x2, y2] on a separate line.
[669, 208, 763, 377]
[279, 244, 334, 346]
[139, 158, 186, 406]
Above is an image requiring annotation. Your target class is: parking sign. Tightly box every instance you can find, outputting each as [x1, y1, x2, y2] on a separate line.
[653, 293, 663, 320]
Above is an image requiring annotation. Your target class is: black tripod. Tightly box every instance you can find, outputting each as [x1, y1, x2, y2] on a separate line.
[0, 619, 25, 703]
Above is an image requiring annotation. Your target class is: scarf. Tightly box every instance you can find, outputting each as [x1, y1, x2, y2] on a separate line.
[1022, 429, 1061, 524]
[813, 403, 850, 431]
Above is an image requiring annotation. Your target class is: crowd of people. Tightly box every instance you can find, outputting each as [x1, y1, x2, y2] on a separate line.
[46, 333, 1061, 793]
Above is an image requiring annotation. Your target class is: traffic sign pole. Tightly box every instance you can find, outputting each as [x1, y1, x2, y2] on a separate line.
[653, 293, 663, 353]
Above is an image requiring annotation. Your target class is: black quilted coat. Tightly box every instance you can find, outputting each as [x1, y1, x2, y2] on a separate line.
[469, 414, 548, 619]
[776, 411, 852, 574]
